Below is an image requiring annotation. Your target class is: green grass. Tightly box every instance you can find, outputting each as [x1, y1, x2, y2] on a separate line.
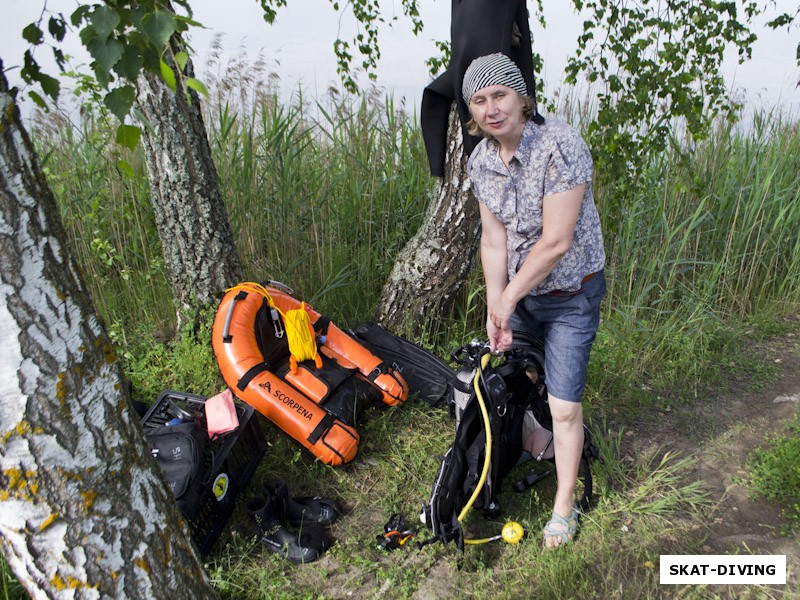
[122, 306, 222, 402]
[747, 410, 800, 533]
[590, 113, 800, 403]
[0, 555, 26, 600]
[200, 412, 715, 599]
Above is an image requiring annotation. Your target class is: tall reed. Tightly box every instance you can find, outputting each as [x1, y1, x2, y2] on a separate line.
[31, 106, 173, 338]
[593, 112, 800, 392]
[205, 87, 431, 325]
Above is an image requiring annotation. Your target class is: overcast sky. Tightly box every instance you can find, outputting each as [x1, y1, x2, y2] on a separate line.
[2, 0, 798, 117]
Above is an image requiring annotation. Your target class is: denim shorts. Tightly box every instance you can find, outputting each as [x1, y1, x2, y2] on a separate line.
[508, 270, 606, 402]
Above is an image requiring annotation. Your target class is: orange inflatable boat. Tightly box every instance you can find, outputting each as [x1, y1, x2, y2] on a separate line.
[212, 282, 408, 466]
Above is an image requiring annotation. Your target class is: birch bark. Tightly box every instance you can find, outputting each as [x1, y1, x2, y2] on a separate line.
[0, 59, 215, 600]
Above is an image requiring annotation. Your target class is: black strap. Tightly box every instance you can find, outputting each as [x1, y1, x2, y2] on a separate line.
[453, 378, 473, 394]
[512, 469, 552, 493]
[367, 362, 412, 404]
[237, 362, 270, 391]
[512, 450, 594, 510]
[365, 362, 389, 382]
[313, 316, 331, 339]
[307, 413, 336, 445]
[416, 535, 443, 550]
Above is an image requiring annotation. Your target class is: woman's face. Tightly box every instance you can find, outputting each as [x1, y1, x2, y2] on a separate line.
[469, 85, 527, 143]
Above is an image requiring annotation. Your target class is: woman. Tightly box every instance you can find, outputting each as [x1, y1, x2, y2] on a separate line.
[464, 53, 606, 548]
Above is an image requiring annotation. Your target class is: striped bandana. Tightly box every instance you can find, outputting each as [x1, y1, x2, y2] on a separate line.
[462, 53, 528, 104]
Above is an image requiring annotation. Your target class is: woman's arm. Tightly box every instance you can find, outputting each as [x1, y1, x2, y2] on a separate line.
[488, 184, 586, 342]
[479, 202, 510, 351]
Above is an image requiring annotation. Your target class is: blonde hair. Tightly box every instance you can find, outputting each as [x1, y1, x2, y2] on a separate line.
[466, 94, 537, 138]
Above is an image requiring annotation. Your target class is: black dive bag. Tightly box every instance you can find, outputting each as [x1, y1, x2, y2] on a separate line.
[143, 406, 207, 520]
[421, 340, 598, 550]
[351, 322, 457, 407]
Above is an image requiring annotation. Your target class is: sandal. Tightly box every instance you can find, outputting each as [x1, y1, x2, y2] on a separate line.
[542, 505, 579, 549]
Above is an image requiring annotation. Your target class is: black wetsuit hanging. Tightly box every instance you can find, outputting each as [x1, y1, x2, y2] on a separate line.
[420, 0, 543, 177]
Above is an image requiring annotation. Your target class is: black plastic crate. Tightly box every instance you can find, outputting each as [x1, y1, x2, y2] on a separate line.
[143, 390, 266, 555]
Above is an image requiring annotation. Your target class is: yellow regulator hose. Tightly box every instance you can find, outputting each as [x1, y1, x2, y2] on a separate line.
[458, 351, 525, 546]
[458, 352, 493, 523]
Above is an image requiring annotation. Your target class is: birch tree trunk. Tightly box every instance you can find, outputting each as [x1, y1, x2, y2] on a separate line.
[0, 60, 215, 600]
[376, 109, 480, 335]
[135, 40, 242, 316]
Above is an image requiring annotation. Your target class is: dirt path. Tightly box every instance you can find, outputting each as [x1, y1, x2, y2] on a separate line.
[696, 333, 799, 580]
[630, 327, 800, 589]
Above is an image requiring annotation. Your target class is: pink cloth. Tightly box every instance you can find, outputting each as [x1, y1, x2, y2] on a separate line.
[205, 388, 239, 440]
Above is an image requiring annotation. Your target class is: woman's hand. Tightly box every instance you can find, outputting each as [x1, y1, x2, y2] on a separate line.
[487, 296, 516, 352]
[486, 317, 512, 353]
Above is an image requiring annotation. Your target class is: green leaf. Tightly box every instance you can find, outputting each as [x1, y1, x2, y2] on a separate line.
[139, 44, 161, 72]
[104, 86, 136, 121]
[115, 6, 133, 30]
[160, 59, 176, 91]
[38, 73, 60, 100]
[115, 124, 141, 149]
[171, 0, 194, 15]
[90, 5, 121, 39]
[28, 90, 48, 110]
[174, 51, 189, 71]
[48, 16, 67, 42]
[79, 23, 97, 47]
[260, 0, 288, 24]
[113, 45, 144, 80]
[52, 47, 67, 71]
[175, 15, 204, 28]
[87, 36, 124, 72]
[71, 5, 91, 27]
[21, 50, 41, 80]
[185, 77, 208, 96]
[116, 160, 135, 178]
[141, 9, 177, 49]
[22, 23, 44, 45]
[94, 65, 112, 88]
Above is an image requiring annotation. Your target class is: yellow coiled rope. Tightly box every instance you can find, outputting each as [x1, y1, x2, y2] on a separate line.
[226, 282, 323, 374]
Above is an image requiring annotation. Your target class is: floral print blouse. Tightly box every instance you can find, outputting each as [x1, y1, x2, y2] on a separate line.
[467, 119, 605, 295]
